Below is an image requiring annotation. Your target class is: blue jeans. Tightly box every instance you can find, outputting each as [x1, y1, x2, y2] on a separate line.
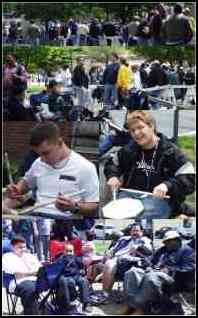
[2, 239, 12, 254]
[124, 267, 174, 310]
[74, 86, 87, 108]
[35, 235, 50, 261]
[103, 84, 118, 107]
[148, 90, 161, 109]
[57, 275, 89, 307]
[118, 190, 172, 223]
[15, 280, 39, 315]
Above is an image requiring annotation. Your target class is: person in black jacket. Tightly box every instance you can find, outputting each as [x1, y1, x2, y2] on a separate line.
[72, 58, 89, 108]
[122, 230, 195, 315]
[103, 53, 120, 108]
[104, 111, 195, 221]
[147, 61, 168, 109]
[56, 243, 90, 313]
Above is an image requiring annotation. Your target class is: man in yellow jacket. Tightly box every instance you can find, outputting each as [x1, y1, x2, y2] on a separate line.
[117, 57, 133, 106]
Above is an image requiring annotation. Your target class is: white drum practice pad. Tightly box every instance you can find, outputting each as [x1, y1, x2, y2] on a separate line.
[102, 198, 144, 219]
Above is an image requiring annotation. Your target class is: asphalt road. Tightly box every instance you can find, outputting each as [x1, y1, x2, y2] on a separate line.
[108, 109, 196, 139]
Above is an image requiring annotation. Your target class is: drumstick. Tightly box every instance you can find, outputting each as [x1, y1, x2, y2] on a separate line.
[120, 188, 170, 199]
[18, 189, 86, 215]
[113, 190, 117, 201]
[4, 152, 14, 184]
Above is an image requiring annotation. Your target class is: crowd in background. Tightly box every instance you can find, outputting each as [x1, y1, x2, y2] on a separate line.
[3, 4, 195, 46]
[3, 52, 195, 121]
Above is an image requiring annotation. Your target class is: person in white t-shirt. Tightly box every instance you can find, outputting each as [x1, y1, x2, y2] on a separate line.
[131, 64, 143, 90]
[7, 122, 99, 218]
[2, 236, 41, 315]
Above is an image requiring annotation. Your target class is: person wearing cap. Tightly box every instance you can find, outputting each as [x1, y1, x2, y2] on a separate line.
[122, 230, 195, 315]
[104, 111, 195, 221]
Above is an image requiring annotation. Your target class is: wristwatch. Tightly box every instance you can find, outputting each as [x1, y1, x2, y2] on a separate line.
[72, 202, 81, 214]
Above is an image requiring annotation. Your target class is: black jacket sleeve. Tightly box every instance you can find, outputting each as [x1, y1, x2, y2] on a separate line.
[104, 147, 127, 180]
[162, 145, 195, 199]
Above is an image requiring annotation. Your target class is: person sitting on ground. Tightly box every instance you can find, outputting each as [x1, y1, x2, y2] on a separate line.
[122, 230, 195, 315]
[56, 243, 90, 314]
[104, 111, 195, 221]
[2, 236, 41, 315]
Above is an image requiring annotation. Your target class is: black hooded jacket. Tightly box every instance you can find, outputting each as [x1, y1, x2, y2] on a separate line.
[104, 133, 195, 209]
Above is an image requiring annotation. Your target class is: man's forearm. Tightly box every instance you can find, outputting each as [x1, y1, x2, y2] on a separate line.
[76, 202, 99, 217]
[15, 271, 38, 279]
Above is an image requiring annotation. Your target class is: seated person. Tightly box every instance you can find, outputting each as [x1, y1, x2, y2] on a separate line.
[56, 243, 90, 314]
[99, 119, 131, 157]
[88, 223, 152, 293]
[104, 111, 195, 221]
[47, 80, 67, 118]
[123, 230, 195, 315]
[5, 87, 35, 121]
[50, 220, 83, 261]
[2, 236, 41, 315]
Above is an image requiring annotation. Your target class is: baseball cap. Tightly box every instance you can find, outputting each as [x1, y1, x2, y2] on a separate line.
[162, 230, 180, 242]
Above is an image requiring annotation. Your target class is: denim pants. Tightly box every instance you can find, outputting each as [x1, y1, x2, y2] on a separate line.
[148, 90, 161, 109]
[74, 86, 88, 108]
[57, 275, 90, 307]
[118, 190, 172, 225]
[124, 267, 174, 309]
[35, 235, 50, 261]
[103, 84, 118, 107]
[15, 280, 39, 315]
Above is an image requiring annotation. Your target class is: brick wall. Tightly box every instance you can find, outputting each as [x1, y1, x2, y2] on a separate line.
[3, 121, 74, 162]
[3, 121, 99, 165]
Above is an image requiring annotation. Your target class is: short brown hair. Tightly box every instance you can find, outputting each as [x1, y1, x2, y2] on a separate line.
[126, 111, 157, 132]
[29, 122, 61, 146]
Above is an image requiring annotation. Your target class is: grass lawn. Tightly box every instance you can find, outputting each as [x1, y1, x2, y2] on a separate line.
[27, 83, 45, 94]
[94, 240, 111, 255]
[178, 135, 195, 209]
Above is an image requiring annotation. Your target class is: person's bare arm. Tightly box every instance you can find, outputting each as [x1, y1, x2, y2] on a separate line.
[15, 271, 38, 279]
[55, 196, 98, 216]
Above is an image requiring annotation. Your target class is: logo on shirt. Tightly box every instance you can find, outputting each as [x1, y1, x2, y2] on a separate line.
[136, 158, 155, 177]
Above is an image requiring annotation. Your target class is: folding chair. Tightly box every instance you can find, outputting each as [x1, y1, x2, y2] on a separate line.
[3, 272, 19, 315]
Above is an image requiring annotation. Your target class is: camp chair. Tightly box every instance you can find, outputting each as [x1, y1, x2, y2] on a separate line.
[3, 272, 19, 315]
[49, 239, 83, 262]
[36, 255, 89, 314]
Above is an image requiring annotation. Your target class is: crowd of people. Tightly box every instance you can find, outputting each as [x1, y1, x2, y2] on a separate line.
[3, 4, 195, 46]
[2, 221, 195, 315]
[3, 53, 195, 121]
